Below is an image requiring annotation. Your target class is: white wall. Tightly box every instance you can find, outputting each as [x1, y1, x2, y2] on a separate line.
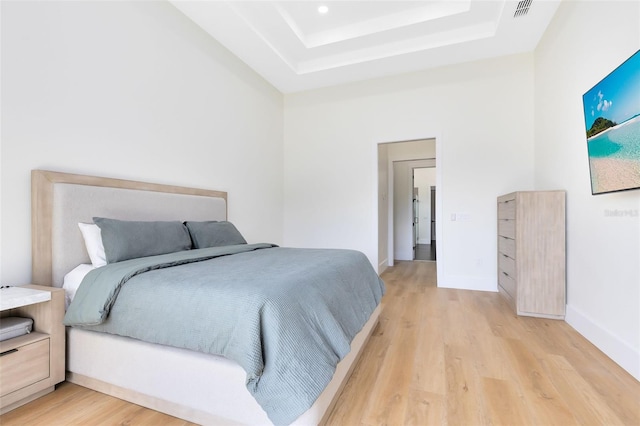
[534, 0, 640, 380]
[0, 1, 284, 285]
[284, 53, 535, 291]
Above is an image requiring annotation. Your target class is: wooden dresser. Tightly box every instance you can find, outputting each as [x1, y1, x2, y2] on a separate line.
[497, 191, 566, 319]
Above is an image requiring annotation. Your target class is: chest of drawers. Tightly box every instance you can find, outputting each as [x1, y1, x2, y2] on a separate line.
[497, 191, 566, 319]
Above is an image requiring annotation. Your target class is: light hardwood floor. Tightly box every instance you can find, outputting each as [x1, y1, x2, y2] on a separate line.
[2, 261, 639, 425]
[327, 261, 639, 425]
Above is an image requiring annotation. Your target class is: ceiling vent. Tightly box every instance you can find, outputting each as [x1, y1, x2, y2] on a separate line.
[514, 0, 532, 17]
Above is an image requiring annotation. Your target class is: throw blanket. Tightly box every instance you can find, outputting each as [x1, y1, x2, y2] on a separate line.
[64, 244, 385, 425]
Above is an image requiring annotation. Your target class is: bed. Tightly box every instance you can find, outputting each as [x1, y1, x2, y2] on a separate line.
[30, 169, 384, 425]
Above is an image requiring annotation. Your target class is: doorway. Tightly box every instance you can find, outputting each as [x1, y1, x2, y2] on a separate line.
[413, 168, 436, 261]
[377, 138, 439, 274]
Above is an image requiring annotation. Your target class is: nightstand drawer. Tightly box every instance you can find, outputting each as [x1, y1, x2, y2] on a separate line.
[0, 338, 49, 396]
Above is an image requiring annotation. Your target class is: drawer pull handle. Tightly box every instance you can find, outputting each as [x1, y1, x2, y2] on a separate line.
[502, 271, 509, 276]
[0, 349, 18, 357]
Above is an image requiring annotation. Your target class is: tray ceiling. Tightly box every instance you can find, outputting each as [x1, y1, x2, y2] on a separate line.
[170, 1, 560, 93]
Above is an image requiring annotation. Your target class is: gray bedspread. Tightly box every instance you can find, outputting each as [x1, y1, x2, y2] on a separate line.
[64, 243, 385, 425]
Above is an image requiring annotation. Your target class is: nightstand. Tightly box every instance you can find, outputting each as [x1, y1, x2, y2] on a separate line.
[0, 285, 65, 413]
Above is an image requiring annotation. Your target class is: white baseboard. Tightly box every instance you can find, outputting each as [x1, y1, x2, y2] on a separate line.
[378, 258, 388, 275]
[565, 304, 639, 381]
[437, 274, 497, 292]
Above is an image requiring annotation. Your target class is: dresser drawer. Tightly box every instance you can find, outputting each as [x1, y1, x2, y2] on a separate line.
[498, 219, 515, 239]
[498, 199, 516, 219]
[498, 269, 517, 298]
[498, 253, 516, 278]
[0, 338, 50, 396]
[498, 236, 515, 259]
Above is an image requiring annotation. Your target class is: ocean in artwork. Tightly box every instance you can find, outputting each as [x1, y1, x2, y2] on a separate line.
[587, 115, 640, 194]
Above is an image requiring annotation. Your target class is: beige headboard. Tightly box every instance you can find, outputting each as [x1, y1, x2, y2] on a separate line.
[32, 170, 228, 287]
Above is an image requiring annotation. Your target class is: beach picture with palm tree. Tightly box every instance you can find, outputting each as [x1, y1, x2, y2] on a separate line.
[583, 49, 640, 195]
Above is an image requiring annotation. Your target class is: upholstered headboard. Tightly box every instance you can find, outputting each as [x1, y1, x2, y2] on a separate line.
[31, 170, 227, 287]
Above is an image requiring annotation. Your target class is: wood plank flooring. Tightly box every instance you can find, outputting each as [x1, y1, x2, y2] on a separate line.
[2, 261, 638, 425]
[0, 380, 196, 425]
[326, 261, 640, 425]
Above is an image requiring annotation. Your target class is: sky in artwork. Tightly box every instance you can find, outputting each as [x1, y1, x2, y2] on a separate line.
[583, 50, 640, 131]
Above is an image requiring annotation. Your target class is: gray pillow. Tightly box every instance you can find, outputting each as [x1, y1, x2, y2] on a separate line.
[93, 217, 192, 263]
[185, 221, 247, 249]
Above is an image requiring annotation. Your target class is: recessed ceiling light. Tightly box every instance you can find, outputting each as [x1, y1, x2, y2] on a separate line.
[318, 5, 329, 14]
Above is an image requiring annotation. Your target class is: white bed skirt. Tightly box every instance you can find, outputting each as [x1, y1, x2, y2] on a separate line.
[66, 304, 381, 425]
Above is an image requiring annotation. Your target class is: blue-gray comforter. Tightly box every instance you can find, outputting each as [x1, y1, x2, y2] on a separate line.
[64, 243, 385, 425]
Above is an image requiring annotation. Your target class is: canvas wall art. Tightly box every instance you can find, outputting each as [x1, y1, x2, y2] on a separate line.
[582, 49, 640, 195]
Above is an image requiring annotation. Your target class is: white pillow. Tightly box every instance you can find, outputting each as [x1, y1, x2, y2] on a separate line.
[78, 222, 107, 268]
[63, 263, 95, 309]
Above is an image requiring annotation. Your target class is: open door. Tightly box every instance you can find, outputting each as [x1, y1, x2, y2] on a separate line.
[430, 186, 436, 260]
[413, 187, 419, 260]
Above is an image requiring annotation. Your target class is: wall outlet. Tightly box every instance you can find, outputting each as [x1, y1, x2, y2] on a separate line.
[451, 212, 471, 221]
[457, 213, 471, 221]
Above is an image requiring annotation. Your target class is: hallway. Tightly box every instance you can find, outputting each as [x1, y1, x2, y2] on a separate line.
[415, 243, 436, 261]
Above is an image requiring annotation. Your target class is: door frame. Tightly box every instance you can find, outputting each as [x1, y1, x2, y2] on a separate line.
[376, 135, 443, 286]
